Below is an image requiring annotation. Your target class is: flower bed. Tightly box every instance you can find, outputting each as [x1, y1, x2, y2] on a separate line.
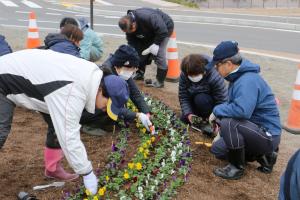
[65, 95, 192, 200]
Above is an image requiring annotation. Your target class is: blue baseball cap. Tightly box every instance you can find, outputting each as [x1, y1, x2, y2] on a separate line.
[208, 41, 239, 68]
[110, 45, 139, 68]
[104, 75, 129, 121]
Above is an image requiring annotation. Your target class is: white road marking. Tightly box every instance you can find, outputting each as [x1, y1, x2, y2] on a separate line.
[94, 23, 118, 27]
[46, 12, 62, 16]
[95, 0, 114, 6]
[16, 11, 31, 14]
[18, 19, 58, 24]
[21, 0, 41, 8]
[47, 7, 84, 14]
[0, 0, 18, 7]
[173, 20, 300, 34]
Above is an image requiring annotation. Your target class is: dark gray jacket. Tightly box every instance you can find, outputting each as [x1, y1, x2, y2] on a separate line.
[179, 64, 228, 117]
[126, 8, 174, 50]
[101, 56, 150, 121]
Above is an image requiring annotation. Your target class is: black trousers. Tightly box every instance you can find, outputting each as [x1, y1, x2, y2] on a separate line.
[43, 109, 111, 148]
[211, 118, 281, 159]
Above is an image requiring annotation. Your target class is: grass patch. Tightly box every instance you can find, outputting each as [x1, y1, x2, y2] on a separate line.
[165, 0, 199, 8]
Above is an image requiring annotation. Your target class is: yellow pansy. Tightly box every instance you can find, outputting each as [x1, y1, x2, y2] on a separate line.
[143, 143, 148, 148]
[147, 140, 151, 145]
[98, 187, 106, 196]
[151, 136, 155, 142]
[93, 196, 99, 200]
[128, 162, 134, 169]
[139, 147, 144, 153]
[143, 153, 148, 159]
[106, 176, 110, 181]
[85, 189, 91, 196]
[141, 128, 147, 134]
[144, 149, 149, 155]
[135, 162, 142, 170]
[124, 171, 130, 179]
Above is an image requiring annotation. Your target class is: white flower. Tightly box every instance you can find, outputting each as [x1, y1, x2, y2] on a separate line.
[147, 174, 150, 180]
[171, 157, 176, 163]
[161, 160, 165, 167]
[170, 169, 175, 175]
[178, 149, 183, 155]
[145, 180, 148, 186]
[177, 142, 183, 148]
[120, 196, 127, 200]
[154, 179, 159, 186]
[138, 186, 143, 193]
[171, 150, 176, 157]
[139, 193, 144, 200]
[151, 186, 155, 192]
[160, 174, 164, 179]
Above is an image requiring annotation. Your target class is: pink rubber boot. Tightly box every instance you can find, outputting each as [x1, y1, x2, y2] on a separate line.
[44, 147, 79, 181]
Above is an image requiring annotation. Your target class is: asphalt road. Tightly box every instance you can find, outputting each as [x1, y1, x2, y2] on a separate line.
[0, 0, 299, 58]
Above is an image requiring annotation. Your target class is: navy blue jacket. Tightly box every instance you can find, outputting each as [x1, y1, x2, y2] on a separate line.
[213, 59, 281, 135]
[44, 33, 80, 58]
[0, 35, 12, 56]
[101, 55, 150, 121]
[179, 61, 228, 117]
[279, 149, 300, 200]
[126, 8, 174, 50]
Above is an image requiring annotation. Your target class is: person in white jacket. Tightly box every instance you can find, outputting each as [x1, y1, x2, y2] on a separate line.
[0, 49, 130, 194]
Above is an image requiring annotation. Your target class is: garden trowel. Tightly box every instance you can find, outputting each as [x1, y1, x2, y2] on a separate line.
[33, 181, 65, 191]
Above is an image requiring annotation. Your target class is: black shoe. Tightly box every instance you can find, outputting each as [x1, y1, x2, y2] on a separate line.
[214, 148, 245, 180]
[256, 151, 278, 173]
[144, 79, 164, 88]
[133, 71, 144, 80]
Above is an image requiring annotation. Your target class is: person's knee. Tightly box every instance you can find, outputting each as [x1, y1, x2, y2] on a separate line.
[193, 93, 214, 117]
[211, 138, 228, 160]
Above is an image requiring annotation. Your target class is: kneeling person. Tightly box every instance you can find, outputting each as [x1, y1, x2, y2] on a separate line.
[209, 41, 281, 180]
[179, 54, 227, 134]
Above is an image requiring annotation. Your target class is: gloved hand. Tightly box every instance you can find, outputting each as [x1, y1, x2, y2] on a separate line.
[137, 112, 152, 131]
[187, 114, 196, 124]
[83, 171, 98, 195]
[141, 44, 159, 56]
[209, 112, 216, 125]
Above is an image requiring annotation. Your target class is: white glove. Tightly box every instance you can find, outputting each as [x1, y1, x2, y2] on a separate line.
[212, 132, 221, 144]
[83, 171, 98, 195]
[142, 44, 159, 56]
[137, 113, 152, 131]
[209, 112, 216, 125]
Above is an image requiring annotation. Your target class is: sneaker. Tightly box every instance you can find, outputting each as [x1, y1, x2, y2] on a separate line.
[144, 79, 164, 88]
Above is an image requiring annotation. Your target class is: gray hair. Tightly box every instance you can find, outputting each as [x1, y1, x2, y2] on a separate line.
[223, 52, 243, 65]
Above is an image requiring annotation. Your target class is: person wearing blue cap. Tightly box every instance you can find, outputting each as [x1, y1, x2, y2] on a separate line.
[208, 41, 281, 180]
[100, 44, 152, 129]
[179, 54, 227, 134]
[118, 8, 174, 88]
[0, 49, 129, 195]
[0, 34, 12, 56]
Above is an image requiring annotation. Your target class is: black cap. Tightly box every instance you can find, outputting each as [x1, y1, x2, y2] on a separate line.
[110, 45, 139, 68]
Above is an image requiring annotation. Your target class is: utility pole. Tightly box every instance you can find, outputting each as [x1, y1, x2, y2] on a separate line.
[90, 0, 94, 29]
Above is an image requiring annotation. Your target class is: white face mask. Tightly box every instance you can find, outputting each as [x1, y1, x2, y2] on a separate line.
[119, 70, 134, 80]
[188, 74, 203, 82]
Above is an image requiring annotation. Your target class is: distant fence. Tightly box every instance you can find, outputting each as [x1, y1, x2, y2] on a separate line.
[190, 0, 300, 8]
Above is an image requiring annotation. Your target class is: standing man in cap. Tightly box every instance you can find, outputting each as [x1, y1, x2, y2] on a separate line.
[118, 8, 174, 88]
[0, 49, 129, 194]
[209, 41, 281, 180]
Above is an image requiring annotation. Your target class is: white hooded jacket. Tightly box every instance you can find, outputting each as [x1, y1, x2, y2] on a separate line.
[0, 49, 103, 174]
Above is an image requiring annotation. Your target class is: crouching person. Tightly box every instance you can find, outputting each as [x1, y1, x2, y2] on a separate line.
[209, 41, 281, 180]
[101, 44, 152, 128]
[0, 49, 129, 195]
[179, 54, 227, 134]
